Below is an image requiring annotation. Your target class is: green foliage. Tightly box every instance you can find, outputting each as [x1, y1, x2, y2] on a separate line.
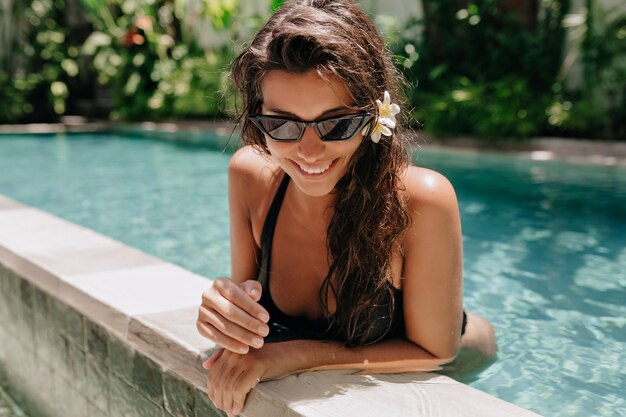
[581, 2, 626, 139]
[2, 0, 623, 138]
[387, 0, 625, 140]
[0, 0, 84, 123]
[391, 0, 572, 140]
[413, 77, 547, 139]
[270, 0, 284, 12]
[78, 0, 270, 120]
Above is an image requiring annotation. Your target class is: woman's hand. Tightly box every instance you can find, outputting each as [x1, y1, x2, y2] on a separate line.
[197, 278, 270, 354]
[203, 345, 286, 417]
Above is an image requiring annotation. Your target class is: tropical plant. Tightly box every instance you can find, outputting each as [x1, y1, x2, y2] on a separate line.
[389, 0, 571, 139]
[0, 0, 85, 123]
[78, 0, 280, 120]
[579, 1, 626, 139]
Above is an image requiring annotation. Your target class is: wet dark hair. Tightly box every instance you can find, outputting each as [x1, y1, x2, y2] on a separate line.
[230, 0, 411, 346]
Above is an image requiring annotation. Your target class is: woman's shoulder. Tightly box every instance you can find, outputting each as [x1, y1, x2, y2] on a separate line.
[400, 165, 459, 213]
[229, 145, 285, 225]
[229, 145, 282, 187]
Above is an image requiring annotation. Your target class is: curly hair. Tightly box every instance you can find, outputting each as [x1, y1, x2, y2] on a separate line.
[230, 0, 411, 346]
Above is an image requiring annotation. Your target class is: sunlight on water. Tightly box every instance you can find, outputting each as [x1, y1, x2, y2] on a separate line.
[1, 134, 625, 417]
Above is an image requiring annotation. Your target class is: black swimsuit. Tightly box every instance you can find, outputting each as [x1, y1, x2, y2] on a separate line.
[257, 174, 466, 344]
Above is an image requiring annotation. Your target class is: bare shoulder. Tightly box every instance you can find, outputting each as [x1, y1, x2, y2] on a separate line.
[230, 145, 273, 179]
[401, 166, 459, 212]
[228, 146, 284, 239]
[229, 145, 282, 190]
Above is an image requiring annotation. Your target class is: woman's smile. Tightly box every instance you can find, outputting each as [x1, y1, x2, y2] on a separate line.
[260, 70, 364, 197]
[290, 158, 339, 179]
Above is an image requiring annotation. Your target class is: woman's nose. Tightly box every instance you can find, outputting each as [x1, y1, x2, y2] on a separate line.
[297, 127, 325, 162]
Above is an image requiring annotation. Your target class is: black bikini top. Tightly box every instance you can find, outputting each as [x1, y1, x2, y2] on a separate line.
[257, 174, 406, 344]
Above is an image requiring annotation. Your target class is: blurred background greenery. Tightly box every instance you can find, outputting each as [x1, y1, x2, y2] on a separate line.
[0, 0, 624, 140]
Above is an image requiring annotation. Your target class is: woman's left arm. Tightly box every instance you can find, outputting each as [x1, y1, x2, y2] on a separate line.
[399, 167, 464, 359]
[204, 337, 450, 417]
[205, 167, 464, 416]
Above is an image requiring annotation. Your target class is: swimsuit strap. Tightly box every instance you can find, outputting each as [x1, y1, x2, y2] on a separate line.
[259, 174, 290, 293]
[257, 174, 331, 337]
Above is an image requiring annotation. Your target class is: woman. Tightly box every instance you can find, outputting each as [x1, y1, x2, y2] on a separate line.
[196, 1, 497, 416]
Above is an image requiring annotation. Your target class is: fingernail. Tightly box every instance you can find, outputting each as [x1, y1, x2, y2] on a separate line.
[258, 312, 269, 322]
[252, 337, 263, 348]
[258, 325, 269, 336]
[202, 360, 209, 369]
[250, 288, 258, 297]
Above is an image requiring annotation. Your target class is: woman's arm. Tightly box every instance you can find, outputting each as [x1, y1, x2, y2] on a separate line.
[205, 336, 454, 417]
[400, 167, 465, 359]
[269, 337, 454, 375]
[206, 167, 464, 416]
[196, 147, 272, 354]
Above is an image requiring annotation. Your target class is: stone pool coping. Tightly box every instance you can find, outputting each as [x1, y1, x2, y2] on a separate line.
[0, 194, 542, 417]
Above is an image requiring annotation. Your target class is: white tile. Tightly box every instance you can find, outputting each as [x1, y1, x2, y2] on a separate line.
[254, 370, 540, 417]
[132, 306, 215, 356]
[0, 205, 161, 278]
[0, 244, 61, 296]
[23, 242, 161, 277]
[0, 194, 25, 210]
[62, 263, 211, 316]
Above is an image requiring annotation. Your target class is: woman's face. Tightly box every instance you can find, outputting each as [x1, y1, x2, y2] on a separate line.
[259, 69, 365, 197]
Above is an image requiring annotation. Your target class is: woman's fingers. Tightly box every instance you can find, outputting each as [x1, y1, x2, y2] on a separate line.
[205, 348, 266, 417]
[197, 320, 250, 354]
[222, 365, 244, 416]
[206, 294, 269, 338]
[198, 305, 267, 351]
[203, 347, 225, 369]
[212, 278, 269, 323]
[231, 373, 261, 416]
[197, 279, 270, 351]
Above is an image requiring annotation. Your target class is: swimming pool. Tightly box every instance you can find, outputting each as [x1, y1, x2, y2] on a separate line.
[0, 133, 624, 417]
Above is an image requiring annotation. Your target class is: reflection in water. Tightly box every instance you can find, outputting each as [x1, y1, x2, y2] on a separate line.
[418, 149, 626, 417]
[0, 136, 625, 417]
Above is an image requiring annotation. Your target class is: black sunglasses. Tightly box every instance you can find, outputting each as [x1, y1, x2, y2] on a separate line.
[248, 112, 373, 142]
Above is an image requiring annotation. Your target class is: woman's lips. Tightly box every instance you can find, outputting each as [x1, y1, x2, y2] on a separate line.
[291, 158, 338, 178]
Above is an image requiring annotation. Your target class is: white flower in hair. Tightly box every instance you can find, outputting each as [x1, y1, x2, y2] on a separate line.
[368, 121, 392, 144]
[377, 90, 400, 128]
[362, 90, 400, 143]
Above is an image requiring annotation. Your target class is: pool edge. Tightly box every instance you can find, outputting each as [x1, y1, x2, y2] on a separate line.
[0, 193, 543, 417]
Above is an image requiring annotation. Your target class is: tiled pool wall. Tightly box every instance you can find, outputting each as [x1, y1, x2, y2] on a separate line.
[0, 264, 221, 417]
[0, 194, 541, 417]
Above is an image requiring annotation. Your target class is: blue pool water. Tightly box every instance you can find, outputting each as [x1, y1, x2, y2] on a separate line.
[1, 133, 624, 417]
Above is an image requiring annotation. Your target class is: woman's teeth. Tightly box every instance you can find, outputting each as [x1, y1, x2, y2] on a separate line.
[298, 162, 331, 174]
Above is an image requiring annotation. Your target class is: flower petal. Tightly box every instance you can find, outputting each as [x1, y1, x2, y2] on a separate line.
[380, 124, 392, 137]
[379, 116, 396, 129]
[383, 91, 391, 106]
[371, 130, 382, 143]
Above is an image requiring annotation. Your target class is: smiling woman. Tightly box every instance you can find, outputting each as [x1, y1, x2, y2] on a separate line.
[258, 70, 366, 197]
[195, 1, 497, 416]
